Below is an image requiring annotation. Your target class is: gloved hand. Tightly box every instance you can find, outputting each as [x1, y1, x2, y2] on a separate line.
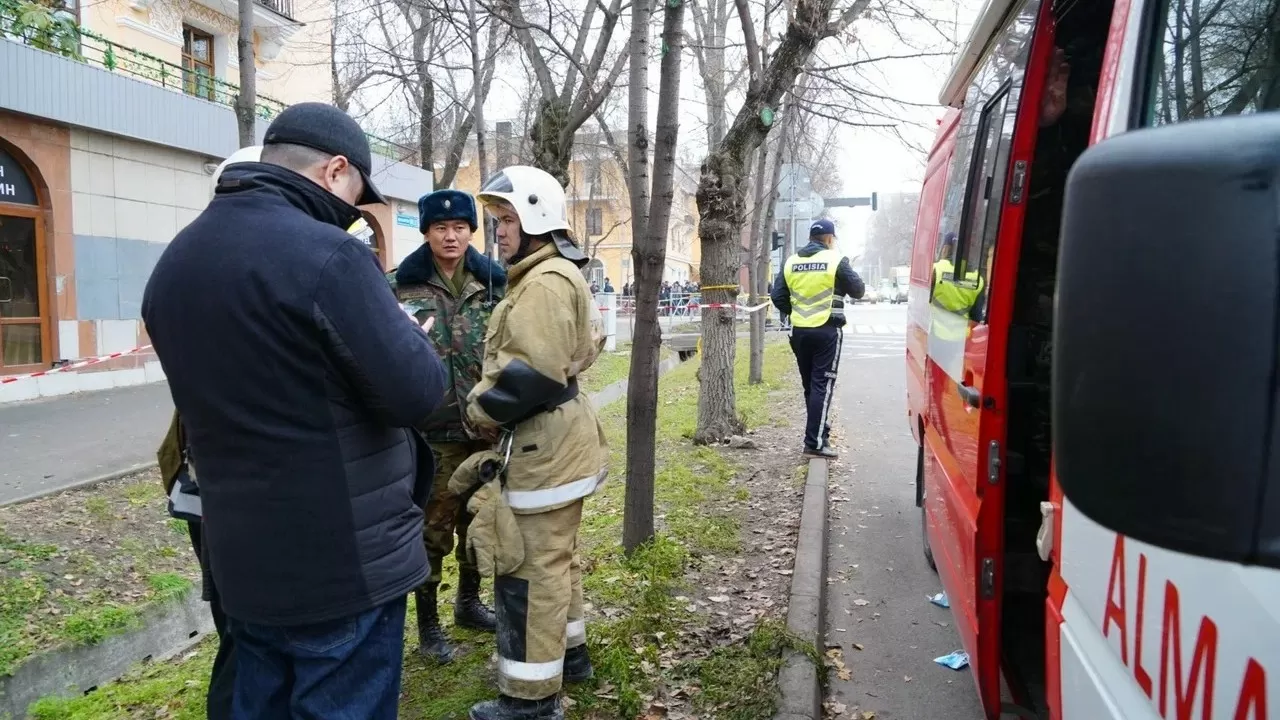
[464, 481, 525, 577]
[449, 450, 524, 577]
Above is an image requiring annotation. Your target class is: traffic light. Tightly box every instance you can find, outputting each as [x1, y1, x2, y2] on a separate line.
[771, 231, 784, 250]
[871, 192, 879, 211]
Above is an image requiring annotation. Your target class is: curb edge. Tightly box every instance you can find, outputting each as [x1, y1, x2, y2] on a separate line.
[773, 457, 829, 719]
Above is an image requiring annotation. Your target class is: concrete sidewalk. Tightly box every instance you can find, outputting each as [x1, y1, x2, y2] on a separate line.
[0, 383, 173, 505]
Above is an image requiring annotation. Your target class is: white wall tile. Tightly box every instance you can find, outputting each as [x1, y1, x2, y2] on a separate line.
[34, 372, 79, 398]
[114, 198, 150, 241]
[85, 131, 113, 156]
[0, 378, 40, 403]
[171, 151, 210, 175]
[69, 128, 90, 151]
[144, 203, 178, 243]
[175, 206, 201, 233]
[75, 371, 117, 393]
[57, 320, 80, 359]
[72, 191, 92, 236]
[70, 148, 91, 189]
[143, 360, 167, 383]
[144, 165, 177, 206]
[89, 193, 117, 237]
[174, 171, 211, 210]
[87, 152, 115, 197]
[112, 136, 150, 164]
[113, 158, 150, 202]
[98, 319, 139, 354]
[109, 367, 147, 388]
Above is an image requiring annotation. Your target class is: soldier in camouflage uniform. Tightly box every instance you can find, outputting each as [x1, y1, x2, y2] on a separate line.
[387, 188, 507, 663]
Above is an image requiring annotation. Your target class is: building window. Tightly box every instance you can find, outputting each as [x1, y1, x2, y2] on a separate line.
[586, 207, 603, 236]
[182, 26, 216, 102]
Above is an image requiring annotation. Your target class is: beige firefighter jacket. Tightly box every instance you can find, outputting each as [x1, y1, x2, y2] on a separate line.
[466, 242, 609, 514]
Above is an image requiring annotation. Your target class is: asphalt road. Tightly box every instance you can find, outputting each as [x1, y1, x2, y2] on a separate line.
[823, 303, 988, 719]
[0, 382, 173, 505]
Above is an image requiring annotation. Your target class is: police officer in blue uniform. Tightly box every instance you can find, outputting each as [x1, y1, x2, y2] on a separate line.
[770, 219, 865, 458]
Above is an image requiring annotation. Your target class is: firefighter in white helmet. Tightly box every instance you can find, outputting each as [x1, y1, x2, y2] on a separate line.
[463, 165, 608, 720]
[210, 145, 264, 188]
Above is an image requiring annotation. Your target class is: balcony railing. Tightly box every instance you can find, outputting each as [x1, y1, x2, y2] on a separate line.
[255, 0, 294, 19]
[0, 0, 413, 159]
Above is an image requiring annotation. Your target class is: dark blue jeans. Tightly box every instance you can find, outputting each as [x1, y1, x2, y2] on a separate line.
[226, 597, 408, 720]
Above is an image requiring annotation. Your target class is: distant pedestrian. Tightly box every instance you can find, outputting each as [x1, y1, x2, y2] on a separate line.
[603, 278, 615, 294]
[771, 218, 864, 458]
[143, 103, 448, 720]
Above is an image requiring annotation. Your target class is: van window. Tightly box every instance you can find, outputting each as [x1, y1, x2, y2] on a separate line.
[1143, 0, 1280, 125]
[934, 0, 1041, 321]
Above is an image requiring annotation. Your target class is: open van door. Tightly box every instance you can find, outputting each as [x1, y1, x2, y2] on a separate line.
[921, 0, 1057, 714]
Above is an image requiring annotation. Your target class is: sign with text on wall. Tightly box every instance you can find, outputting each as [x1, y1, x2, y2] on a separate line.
[0, 147, 38, 205]
[395, 211, 418, 228]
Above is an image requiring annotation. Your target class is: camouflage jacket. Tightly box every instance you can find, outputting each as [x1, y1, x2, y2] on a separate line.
[388, 244, 507, 442]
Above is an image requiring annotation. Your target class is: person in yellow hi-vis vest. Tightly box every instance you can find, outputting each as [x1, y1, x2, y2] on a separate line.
[770, 219, 865, 459]
[929, 232, 984, 342]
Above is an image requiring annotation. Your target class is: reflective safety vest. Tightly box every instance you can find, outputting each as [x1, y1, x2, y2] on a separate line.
[931, 259, 983, 313]
[930, 259, 983, 343]
[783, 249, 842, 328]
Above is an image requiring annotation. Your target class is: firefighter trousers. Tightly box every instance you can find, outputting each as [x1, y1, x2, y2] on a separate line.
[494, 500, 585, 700]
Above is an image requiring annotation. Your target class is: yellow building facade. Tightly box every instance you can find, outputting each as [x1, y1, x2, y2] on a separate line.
[73, 0, 331, 111]
[389, 140, 702, 286]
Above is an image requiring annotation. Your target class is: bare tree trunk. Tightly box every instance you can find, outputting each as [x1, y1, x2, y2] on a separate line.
[420, 80, 437, 184]
[746, 140, 770, 384]
[623, 0, 654, 554]
[468, 0, 494, 252]
[694, 0, 870, 443]
[235, 0, 256, 148]
[624, 0, 684, 554]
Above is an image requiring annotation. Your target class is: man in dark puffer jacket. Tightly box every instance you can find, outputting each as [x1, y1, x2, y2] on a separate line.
[142, 103, 447, 720]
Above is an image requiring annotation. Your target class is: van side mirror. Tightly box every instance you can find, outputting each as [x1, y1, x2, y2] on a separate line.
[1053, 114, 1280, 569]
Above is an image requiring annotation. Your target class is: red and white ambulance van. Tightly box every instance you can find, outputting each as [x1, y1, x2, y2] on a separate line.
[905, 0, 1280, 718]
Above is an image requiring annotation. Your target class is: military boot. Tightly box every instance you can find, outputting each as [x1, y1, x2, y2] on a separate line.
[415, 585, 455, 664]
[563, 644, 593, 683]
[454, 568, 497, 632]
[468, 695, 563, 720]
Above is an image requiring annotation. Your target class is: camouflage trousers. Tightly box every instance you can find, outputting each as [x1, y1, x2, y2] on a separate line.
[425, 440, 491, 582]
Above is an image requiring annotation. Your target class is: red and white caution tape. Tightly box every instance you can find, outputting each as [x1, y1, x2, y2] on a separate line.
[0, 345, 153, 385]
[699, 302, 771, 312]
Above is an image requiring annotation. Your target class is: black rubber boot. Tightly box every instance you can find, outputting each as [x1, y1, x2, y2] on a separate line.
[415, 585, 455, 664]
[563, 644, 593, 683]
[453, 568, 497, 632]
[468, 695, 563, 720]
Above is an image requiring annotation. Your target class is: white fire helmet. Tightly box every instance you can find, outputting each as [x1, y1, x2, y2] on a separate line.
[478, 165, 586, 263]
[477, 165, 572, 236]
[210, 145, 263, 195]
